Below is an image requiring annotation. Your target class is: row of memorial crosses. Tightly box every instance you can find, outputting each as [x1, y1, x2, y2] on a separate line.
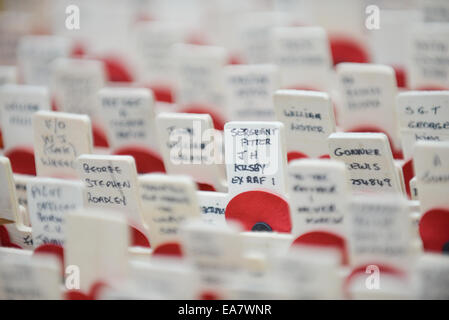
[0, 0, 448, 300]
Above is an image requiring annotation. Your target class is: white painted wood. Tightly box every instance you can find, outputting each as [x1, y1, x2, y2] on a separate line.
[197, 2, 244, 59]
[180, 219, 243, 287]
[235, 12, 289, 64]
[65, 208, 130, 292]
[409, 208, 422, 244]
[328, 132, 403, 194]
[241, 251, 267, 275]
[3, 219, 34, 250]
[223, 64, 279, 121]
[274, 89, 336, 158]
[240, 231, 292, 262]
[98, 286, 161, 300]
[226, 271, 290, 300]
[273, 0, 305, 22]
[133, 21, 187, 86]
[395, 163, 407, 195]
[139, 173, 200, 248]
[50, 0, 136, 55]
[76, 154, 144, 229]
[302, 0, 366, 36]
[224, 121, 288, 196]
[336, 63, 401, 152]
[370, 9, 421, 69]
[17, 36, 71, 86]
[0, 66, 16, 86]
[156, 112, 226, 190]
[348, 271, 412, 300]
[197, 191, 228, 226]
[51, 58, 106, 120]
[407, 23, 449, 89]
[397, 91, 449, 160]
[414, 253, 449, 299]
[98, 87, 158, 151]
[13, 174, 33, 226]
[409, 177, 419, 200]
[419, 0, 449, 23]
[0, 165, 33, 249]
[33, 111, 93, 178]
[272, 26, 333, 91]
[0, 12, 32, 66]
[128, 247, 152, 260]
[0, 156, 20, 223]
[287, 159, 349, 237]
[413, 141, 449, 212]
[347, 195, 411, 267]
[299, 0, 371, 69]
[172, 43, 227, 119]
[0, 85, 50, 150]
[277, 245, 342, 299]
[128, 258, 198, 299]
[0, 248, 62, 299]
[27, 177, 84, 247]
